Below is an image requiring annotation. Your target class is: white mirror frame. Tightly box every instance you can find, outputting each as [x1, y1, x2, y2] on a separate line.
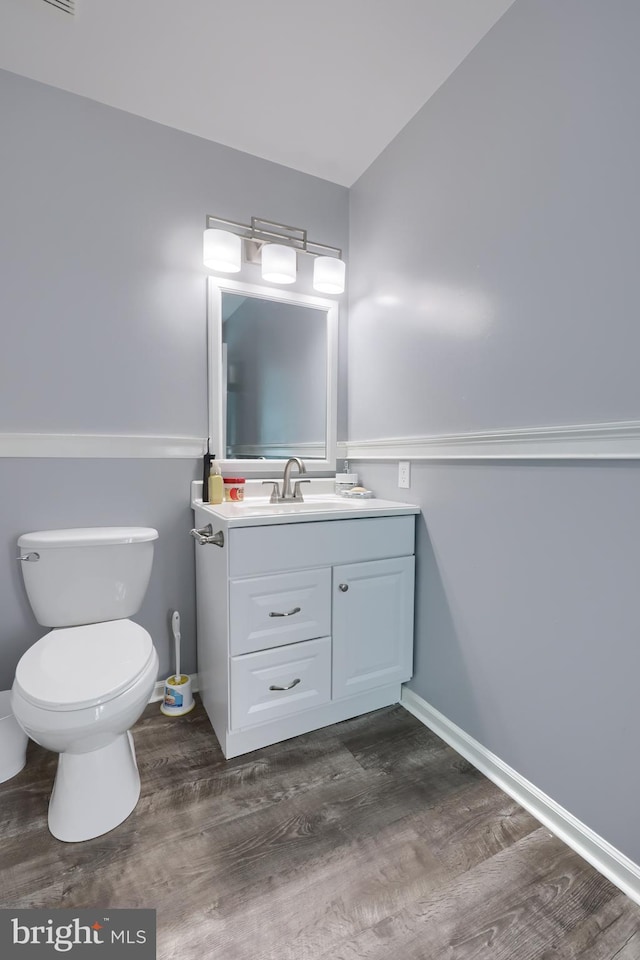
[207, 276, 339, 474]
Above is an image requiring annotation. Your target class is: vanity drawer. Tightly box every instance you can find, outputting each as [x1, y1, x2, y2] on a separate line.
[230, 636, 331, 730]
[228, 516, 415, 578]
[229, 568, 331, 655]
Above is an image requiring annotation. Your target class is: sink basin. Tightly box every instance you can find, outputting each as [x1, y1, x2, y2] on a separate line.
[237, 496, 366, 516]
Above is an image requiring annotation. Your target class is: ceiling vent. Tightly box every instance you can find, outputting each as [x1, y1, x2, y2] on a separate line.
[43, 0, 75, 13]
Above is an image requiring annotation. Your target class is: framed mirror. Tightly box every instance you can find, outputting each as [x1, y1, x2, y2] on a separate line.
[207, 277, 338, 473]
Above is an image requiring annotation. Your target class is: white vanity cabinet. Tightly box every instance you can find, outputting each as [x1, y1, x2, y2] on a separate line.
[193, 504, 417, 759]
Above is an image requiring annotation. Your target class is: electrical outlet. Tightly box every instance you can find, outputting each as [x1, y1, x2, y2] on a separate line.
[398, 461, 411, 489]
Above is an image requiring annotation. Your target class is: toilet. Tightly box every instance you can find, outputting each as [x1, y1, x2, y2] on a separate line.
[11, 526, 159, 842]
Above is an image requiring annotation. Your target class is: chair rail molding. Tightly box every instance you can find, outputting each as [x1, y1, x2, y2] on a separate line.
[0, 433, 206, 458]
[402, 687, 640, 907]
[6, 419, 640, 461]
[345, 419, 640, 461]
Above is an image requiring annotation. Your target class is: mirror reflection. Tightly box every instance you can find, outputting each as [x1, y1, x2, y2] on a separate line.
[222, 293, 327, 460]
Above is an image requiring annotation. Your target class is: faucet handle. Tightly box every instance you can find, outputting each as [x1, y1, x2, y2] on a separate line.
[293, 480, 311, 501]
[262, 480, 280, 504]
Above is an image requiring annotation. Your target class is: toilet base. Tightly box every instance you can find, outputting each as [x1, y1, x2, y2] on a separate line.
[48, 731, 141, 842]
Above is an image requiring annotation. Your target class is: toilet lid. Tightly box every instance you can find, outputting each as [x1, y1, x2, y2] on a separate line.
[15, 620, 155, 711]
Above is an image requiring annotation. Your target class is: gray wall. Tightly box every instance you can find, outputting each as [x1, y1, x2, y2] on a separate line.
[0, 68, 348, 687]
[349, 0, 640, 863]
[349, 0, 640, 439]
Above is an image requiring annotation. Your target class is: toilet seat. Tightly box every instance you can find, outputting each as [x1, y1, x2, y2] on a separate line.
[14, 620, 155, 712]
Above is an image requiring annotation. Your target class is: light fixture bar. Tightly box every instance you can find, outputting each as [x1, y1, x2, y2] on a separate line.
[205, 214, 342, 260]
[204, 215, 254, 240]
[251, 218, 307, 251]
[306, 239, 343, 258]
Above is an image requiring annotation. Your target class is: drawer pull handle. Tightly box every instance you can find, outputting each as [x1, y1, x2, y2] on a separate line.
[269, 678, 301, 692]
[338, 583, 349, 592]
[268, 606, 301, 618]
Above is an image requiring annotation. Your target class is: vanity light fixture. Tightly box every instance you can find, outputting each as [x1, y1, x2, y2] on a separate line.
[203, 214, 345, 294]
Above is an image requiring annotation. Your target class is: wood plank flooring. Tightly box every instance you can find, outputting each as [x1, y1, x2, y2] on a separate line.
[1, 699, 639, 959]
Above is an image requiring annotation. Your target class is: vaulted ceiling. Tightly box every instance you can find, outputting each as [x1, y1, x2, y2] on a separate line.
[0, 0, 515, 185]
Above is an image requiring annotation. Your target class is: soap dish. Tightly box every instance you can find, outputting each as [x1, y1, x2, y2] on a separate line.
[342, 486, 374, 499]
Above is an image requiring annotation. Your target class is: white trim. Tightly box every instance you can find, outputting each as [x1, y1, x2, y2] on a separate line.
[401, 687, 640, 907]
[0, 433, 205, 459]
[345, 419, 640, 461]
[149, 675, 200, 704]
[207, 276, 338, 474]
[227, 442, 326, 459]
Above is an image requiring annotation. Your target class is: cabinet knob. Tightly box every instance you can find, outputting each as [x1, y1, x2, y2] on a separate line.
[338, 583, 349, 592]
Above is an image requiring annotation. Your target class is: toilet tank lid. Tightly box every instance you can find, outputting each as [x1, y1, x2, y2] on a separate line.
[18, 527, 159, 549]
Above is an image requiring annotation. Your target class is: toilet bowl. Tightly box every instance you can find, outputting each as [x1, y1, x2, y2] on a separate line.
[12, 526, 159, 842]
[0, 690, 28, 783]
[12, 619, 159, 842]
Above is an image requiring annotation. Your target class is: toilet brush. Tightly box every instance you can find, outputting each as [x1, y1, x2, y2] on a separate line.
[172, 610, 181, 681]
[160, 610, 195, 716]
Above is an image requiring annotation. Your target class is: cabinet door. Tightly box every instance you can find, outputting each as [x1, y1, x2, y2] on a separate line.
[332, 556, 414, 700]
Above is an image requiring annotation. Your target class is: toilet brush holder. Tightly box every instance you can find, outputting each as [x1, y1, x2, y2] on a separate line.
[160, 674, 194, 717]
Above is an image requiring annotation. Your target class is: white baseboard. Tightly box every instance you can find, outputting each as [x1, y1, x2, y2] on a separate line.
[401, 687, 640, 906]
[149, 675, 200, 704]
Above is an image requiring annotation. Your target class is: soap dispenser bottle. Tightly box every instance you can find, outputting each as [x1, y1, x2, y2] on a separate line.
[208, 459, 224, 504]
[335, 459, 358, 496]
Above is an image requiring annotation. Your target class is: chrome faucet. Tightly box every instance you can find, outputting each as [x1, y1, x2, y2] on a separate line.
[282, 456, 307, 499]
[263, 457, 310, 503]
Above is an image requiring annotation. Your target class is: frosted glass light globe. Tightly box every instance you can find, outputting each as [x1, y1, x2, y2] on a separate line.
[203, 229, 242, 272]
[261, 243, 297, 284]
[313, 256, 346, 294]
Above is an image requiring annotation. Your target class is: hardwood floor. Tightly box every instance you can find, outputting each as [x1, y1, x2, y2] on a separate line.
[1, 699, 639, 959]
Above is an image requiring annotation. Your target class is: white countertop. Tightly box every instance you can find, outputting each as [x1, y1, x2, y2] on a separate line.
[191, 480, 419, 528]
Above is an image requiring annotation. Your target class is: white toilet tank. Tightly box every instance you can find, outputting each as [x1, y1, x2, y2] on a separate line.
[17, 527, 159, 627]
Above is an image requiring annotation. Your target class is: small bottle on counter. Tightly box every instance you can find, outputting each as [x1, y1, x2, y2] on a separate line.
[208, 460, 224, 504]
